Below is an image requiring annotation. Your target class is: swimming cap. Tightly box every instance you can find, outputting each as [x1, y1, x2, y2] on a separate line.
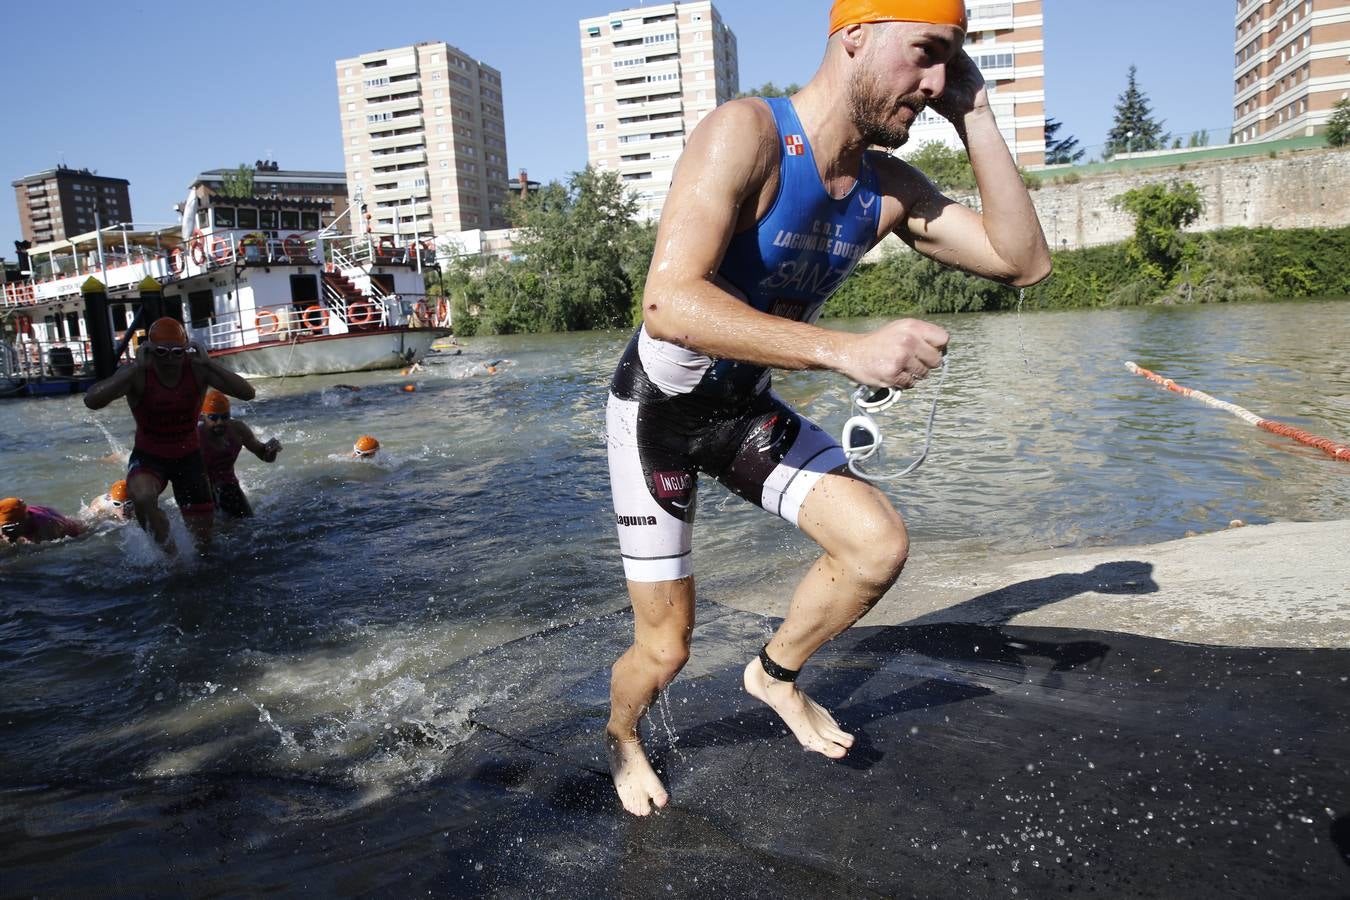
[829, 0, 967, 35]
[201, 390, 231, 416]
[0, 497, 27, 525]
[353, 435, 380, 456]
[148, 317, 188, 346]
[109, 481, 129, 502]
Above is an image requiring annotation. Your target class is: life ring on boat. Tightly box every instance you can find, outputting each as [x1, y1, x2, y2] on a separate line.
[238, 233, 266, 258]
[436, 298, 449, 326]
[348, 301, 377, 327]
[190, 230, 207, 266]
[210, 236, 231, 264]
[413, 300, 429, 323]
[421, 238, 437, 254]
[377, 235, 396, 259]
[255, 309, 281, 336]
[169, 247, 185, 275]
[301, 304, 329, 334]
[283, 234, 306, 259]
[15, 314, 33, 336]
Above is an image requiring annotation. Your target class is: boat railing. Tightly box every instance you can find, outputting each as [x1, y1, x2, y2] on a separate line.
[1, 335, 95, 381]
[205, 297, 390, 351]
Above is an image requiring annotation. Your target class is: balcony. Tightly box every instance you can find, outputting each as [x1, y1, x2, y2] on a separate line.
[366, 94, 422, 115]
[370, 148, 427, 168]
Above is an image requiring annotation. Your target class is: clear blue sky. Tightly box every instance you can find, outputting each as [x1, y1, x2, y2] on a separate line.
[0, 0, 1235, 255]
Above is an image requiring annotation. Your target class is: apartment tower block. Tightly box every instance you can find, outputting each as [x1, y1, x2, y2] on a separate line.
[12, 166, 133, 246]
[336, 42, 510, 237]
[1232, 0, 1350, 143]
[901, 0, 1046, 167]
[579, 1, 739, 220]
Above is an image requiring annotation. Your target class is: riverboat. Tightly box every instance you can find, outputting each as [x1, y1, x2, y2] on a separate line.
[1, 194, 447, 396]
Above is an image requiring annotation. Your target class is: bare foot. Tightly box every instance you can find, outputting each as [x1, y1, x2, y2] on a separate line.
[606, 732, 669, 816]
[743, 657, 853, 758]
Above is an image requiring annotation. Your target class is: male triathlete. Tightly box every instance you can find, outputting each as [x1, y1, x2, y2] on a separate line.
[197, 390, 282, 518]
[1, 497, 85, 545]
[85, 317, 255, 552]
[604, 0, 1052, 815]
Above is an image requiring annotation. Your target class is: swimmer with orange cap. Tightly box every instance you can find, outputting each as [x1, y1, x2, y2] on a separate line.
[84, 317, 256, 553]
[83, 480, 136, 523]
[351, 435, 380, 460]
[602, 0, 1051, 815]
[1, 497, 85, 545]
[197, 390, 282, 518]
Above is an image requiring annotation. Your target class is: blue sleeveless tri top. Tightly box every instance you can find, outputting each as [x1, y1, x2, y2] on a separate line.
[616, 96, 882, 405]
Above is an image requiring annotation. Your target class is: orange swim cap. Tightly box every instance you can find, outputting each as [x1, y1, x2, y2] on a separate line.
[201, 390, 231, 416]
[829, 0, 967, 35]
[148, 317, 188, 346]
[0, 497, 28, 526]
[353, 435, 381, 456]
[109, 480, 129, 502]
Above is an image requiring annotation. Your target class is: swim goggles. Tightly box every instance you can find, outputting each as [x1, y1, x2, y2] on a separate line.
[841, 354, 949, 481]
[1, 522, 24, 537]
[109, 497, 133, 509]
[153, 345, 187, 358]
[204, 413, 230, 422]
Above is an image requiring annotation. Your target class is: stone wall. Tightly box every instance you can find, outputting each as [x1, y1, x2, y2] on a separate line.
[866, 147, 1350, 260]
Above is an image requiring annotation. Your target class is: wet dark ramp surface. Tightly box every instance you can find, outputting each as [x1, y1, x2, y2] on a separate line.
[3, 604, 1348, 898]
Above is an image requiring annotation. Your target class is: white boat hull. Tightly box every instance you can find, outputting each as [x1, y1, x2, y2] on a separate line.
[209, 328, 443, 378]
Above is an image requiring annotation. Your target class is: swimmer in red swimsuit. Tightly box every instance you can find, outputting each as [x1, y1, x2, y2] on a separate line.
[1, 497, 85, 545]
[197, 390, 282, 518]
[84, 317, 256, 552]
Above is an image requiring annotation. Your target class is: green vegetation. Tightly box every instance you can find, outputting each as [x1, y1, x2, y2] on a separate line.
[428, 168, 654, 336]
[1327, 99, 1350, 148]
[219, 164, 254, 199]
[1044, 117, 1085, 165]
[1105, 65, 1169, 157]
[1113, 180, 1203, 281]
[822, 225, 1350, 317]
[736, 82, 802, 99]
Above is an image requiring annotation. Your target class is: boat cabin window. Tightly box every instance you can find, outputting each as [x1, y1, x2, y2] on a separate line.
[213, 208, 236, 229]
[187, 290, 214, 328]
[300, 212, 320, 230]
[66, 312, 81, 341]
[279, 211, 300, 230]
[237, 208, 259, 229]
[197, 210, 209, 229]
[110, 303, 131, 331]
[290, 274, 319, 305]
[260, 210, 279, 230]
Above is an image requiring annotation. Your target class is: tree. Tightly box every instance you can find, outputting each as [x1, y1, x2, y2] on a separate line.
[904, 141, 975, 193]
[1105, 66, 1170, 157]
[735, 82, 801, 99]
[1113, 180, 1203, 281]
[219, 164, 254, 199]
[1327, 99, 1350, 148]
[1187, 130, 1210, 148]
[1044, 117, 1085, 165]
[442, 167, 651, 335]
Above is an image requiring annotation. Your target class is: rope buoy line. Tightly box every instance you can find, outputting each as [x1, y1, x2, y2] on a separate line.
[1125, 361, 1350, 462]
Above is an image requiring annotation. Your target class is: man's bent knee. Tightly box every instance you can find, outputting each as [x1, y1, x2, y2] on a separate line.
[836, 518, 909, 591]
[629, 633, 691, 685]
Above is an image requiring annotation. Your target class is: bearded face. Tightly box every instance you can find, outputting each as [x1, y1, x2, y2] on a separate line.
[847, 65, 927, 150]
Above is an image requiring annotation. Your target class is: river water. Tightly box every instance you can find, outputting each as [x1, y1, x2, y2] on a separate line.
[2, 300, 1348, 890]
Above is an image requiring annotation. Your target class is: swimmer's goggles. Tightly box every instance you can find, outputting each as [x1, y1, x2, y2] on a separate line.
[1, 522, 25, 537]
[841, 355, 948, 481]
[204, 413, 230, 422]
[108, 497, 134, 509]
[153, 345, 189, 359]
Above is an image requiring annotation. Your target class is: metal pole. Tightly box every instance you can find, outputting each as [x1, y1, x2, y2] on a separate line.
[94, 210, 108, 286]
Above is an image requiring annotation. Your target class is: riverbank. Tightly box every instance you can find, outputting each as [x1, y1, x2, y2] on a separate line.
[723, 519, 1350, 650]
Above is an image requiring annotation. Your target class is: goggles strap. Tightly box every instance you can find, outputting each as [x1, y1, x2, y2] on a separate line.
[846, 354, 949, 482]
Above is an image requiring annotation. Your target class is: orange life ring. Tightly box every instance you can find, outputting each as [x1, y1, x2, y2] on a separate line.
[301, 304, 329, 334]
[190, 229, 207, 266]
[283, 235, 305, 258]
[421, 238, 437, 254]
[256, 309, 281, 335]
[238, 233, 266, 259]
[169, 247, 185, 275]
[413, 300, 429, 322]
[348, 301, 377, 327]
[377, 235, 396, 258]
[210, 236, 230, 264]
[436, 298, 449, 325]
